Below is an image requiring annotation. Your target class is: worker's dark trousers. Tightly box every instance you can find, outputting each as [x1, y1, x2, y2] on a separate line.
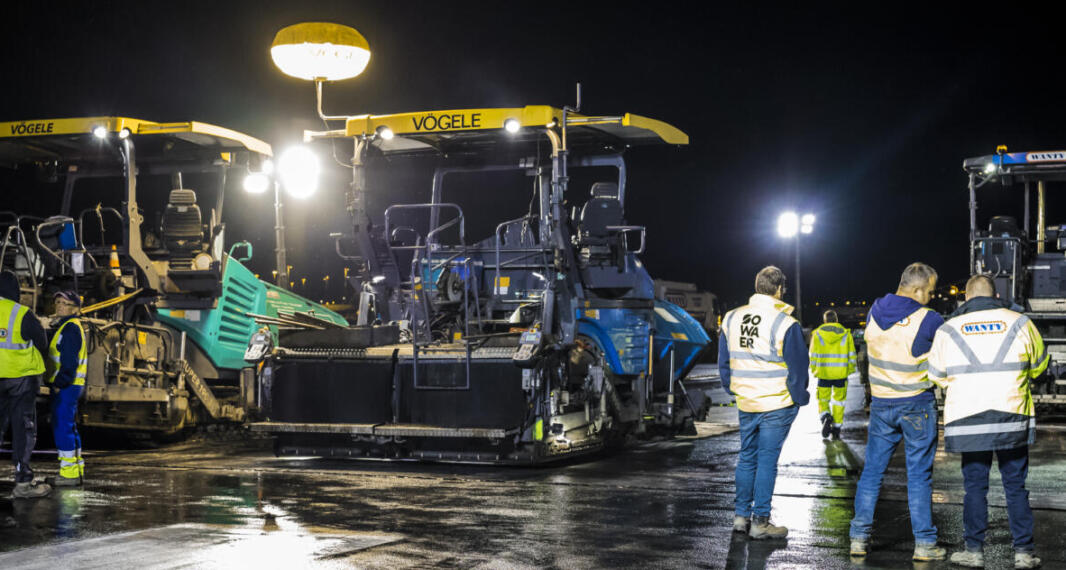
[0, 375, 41, 483]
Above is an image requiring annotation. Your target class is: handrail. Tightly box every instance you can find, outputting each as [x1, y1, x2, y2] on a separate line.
[606, 225, 647, 254]
[0, 225, 39, 307]
[494, 215, 538, 296]
[77, 206, 124, 249]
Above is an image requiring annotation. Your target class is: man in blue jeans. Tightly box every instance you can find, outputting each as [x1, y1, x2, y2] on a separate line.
[850, 262, 946, 561]
[720, 266, 809, 539]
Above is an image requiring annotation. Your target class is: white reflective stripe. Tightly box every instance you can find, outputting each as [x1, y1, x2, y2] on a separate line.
[812, 352, 850, 359]
[731, 368, 789, 378]
[944, 362, 1027, 375]
[944, 418, 1036, 437]
[993, 316, 1031, 364]
[940, 325, 983, 366]
[814, 362, 850, 368]
[868, 357, 928, 373]
[768, 311, 789, 350]
[731, 351, 785, 363]
[57, 449, 77, 459]
[830, 399, 845, 408]
[0, 305, 31, 350]
[870, 375, 931, 391]
[75, 372, 87, 379]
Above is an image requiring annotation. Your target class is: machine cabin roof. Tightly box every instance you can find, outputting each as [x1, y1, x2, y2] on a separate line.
[0, 117, 272, 170]
[343, 105, 688, 156]
[964, 150, 1066, 184]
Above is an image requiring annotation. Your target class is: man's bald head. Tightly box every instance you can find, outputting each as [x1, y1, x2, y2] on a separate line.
[965, 274, 997, 300]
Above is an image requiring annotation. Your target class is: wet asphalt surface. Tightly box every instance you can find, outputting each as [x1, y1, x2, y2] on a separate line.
[2, 367, 1066, 569]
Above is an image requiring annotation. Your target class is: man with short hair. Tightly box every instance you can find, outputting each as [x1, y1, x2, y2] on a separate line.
[48, 290, 87, 486]
[810, 309, 857, 440]
[720, 265, 809, 539]
[850, 262, 945, 561]
[0, 270, 52, 498]
[929, 274, 1045, 569]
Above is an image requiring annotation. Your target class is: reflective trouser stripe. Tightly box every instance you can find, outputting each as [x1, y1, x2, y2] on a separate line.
[869, 375, 932, 392]
[944, 418, 1036, 437]
[58, 452, 80, 478]
[817, 385, 847, 425]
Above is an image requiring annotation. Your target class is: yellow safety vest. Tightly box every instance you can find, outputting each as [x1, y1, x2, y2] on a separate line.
[723, 294, 797, 413]
[0, 298, 46, 378]
[809, 323, 857, 380]
[865, 306, 934, 399]
[928, 307, 1048, 452]
[48, 317, 88, 386]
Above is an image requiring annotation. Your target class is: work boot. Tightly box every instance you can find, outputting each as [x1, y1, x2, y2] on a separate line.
[949, 549, 984, 568]
[831, 425, 841, 440]
[748, 515, 788, 539]
[1014, 552, 1041, 569]
[732, 515, 749, 533]
[913, 543, 947, 561]
[850, 538, 868, 557]
[821, 414, 832, 439]
[11, 481, 52, 499]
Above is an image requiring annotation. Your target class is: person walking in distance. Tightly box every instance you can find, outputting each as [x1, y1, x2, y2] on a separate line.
[849, 262, 945, 561]
[809, 309, 857, 440]
[720, 266, 809, 539]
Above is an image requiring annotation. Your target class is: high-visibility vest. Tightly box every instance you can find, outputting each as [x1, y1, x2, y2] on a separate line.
[48, 317, 88, 386]
[928, 307, 1048, 452]
[723, 293, 797, 413]
[809, 323, 857, 380]
[0, 298, 46, 378]
[864, 306, 934, 399]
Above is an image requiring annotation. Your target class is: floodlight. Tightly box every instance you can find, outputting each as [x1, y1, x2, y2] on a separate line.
[277, 145, 320, 199]
[270, 22, 371, 81]
[777, 212, 799, 238]
[243, 173, 270, 194]
[504, 118, 521, 134]
[983, 162, 996, 174]
[92, 126, 108, 139]
[801, 224, 813, 234]
[118, 128, 131, 139]
[377, 126, 395, 140]
[801, 214, 815, 225]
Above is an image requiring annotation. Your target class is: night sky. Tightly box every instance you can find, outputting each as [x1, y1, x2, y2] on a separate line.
[3, 2, 1065, 315]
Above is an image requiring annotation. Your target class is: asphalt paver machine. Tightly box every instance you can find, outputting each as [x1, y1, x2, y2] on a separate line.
[964, 147, 1066, 404]
[0, 117, 346, 436]
[247, 105, 712, 463]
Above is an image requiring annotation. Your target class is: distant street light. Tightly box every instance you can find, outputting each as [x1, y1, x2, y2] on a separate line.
[777, 211, 815, 324]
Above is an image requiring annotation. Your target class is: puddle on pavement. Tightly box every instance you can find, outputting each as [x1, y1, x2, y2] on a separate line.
[0, 522, 401, 569]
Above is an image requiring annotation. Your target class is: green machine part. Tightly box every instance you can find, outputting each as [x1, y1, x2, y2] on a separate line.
[157, 255, 347, 371]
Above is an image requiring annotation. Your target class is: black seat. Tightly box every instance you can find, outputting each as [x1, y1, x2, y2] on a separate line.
[579, 182, 623, 244]
[989, 216, 1023, 239]
[161, 189, 204, 259]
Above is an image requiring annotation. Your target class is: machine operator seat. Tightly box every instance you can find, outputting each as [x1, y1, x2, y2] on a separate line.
[579, 182, 623, 245]
[988, 216, 1024, 239]
[161, 189, 204, 263]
